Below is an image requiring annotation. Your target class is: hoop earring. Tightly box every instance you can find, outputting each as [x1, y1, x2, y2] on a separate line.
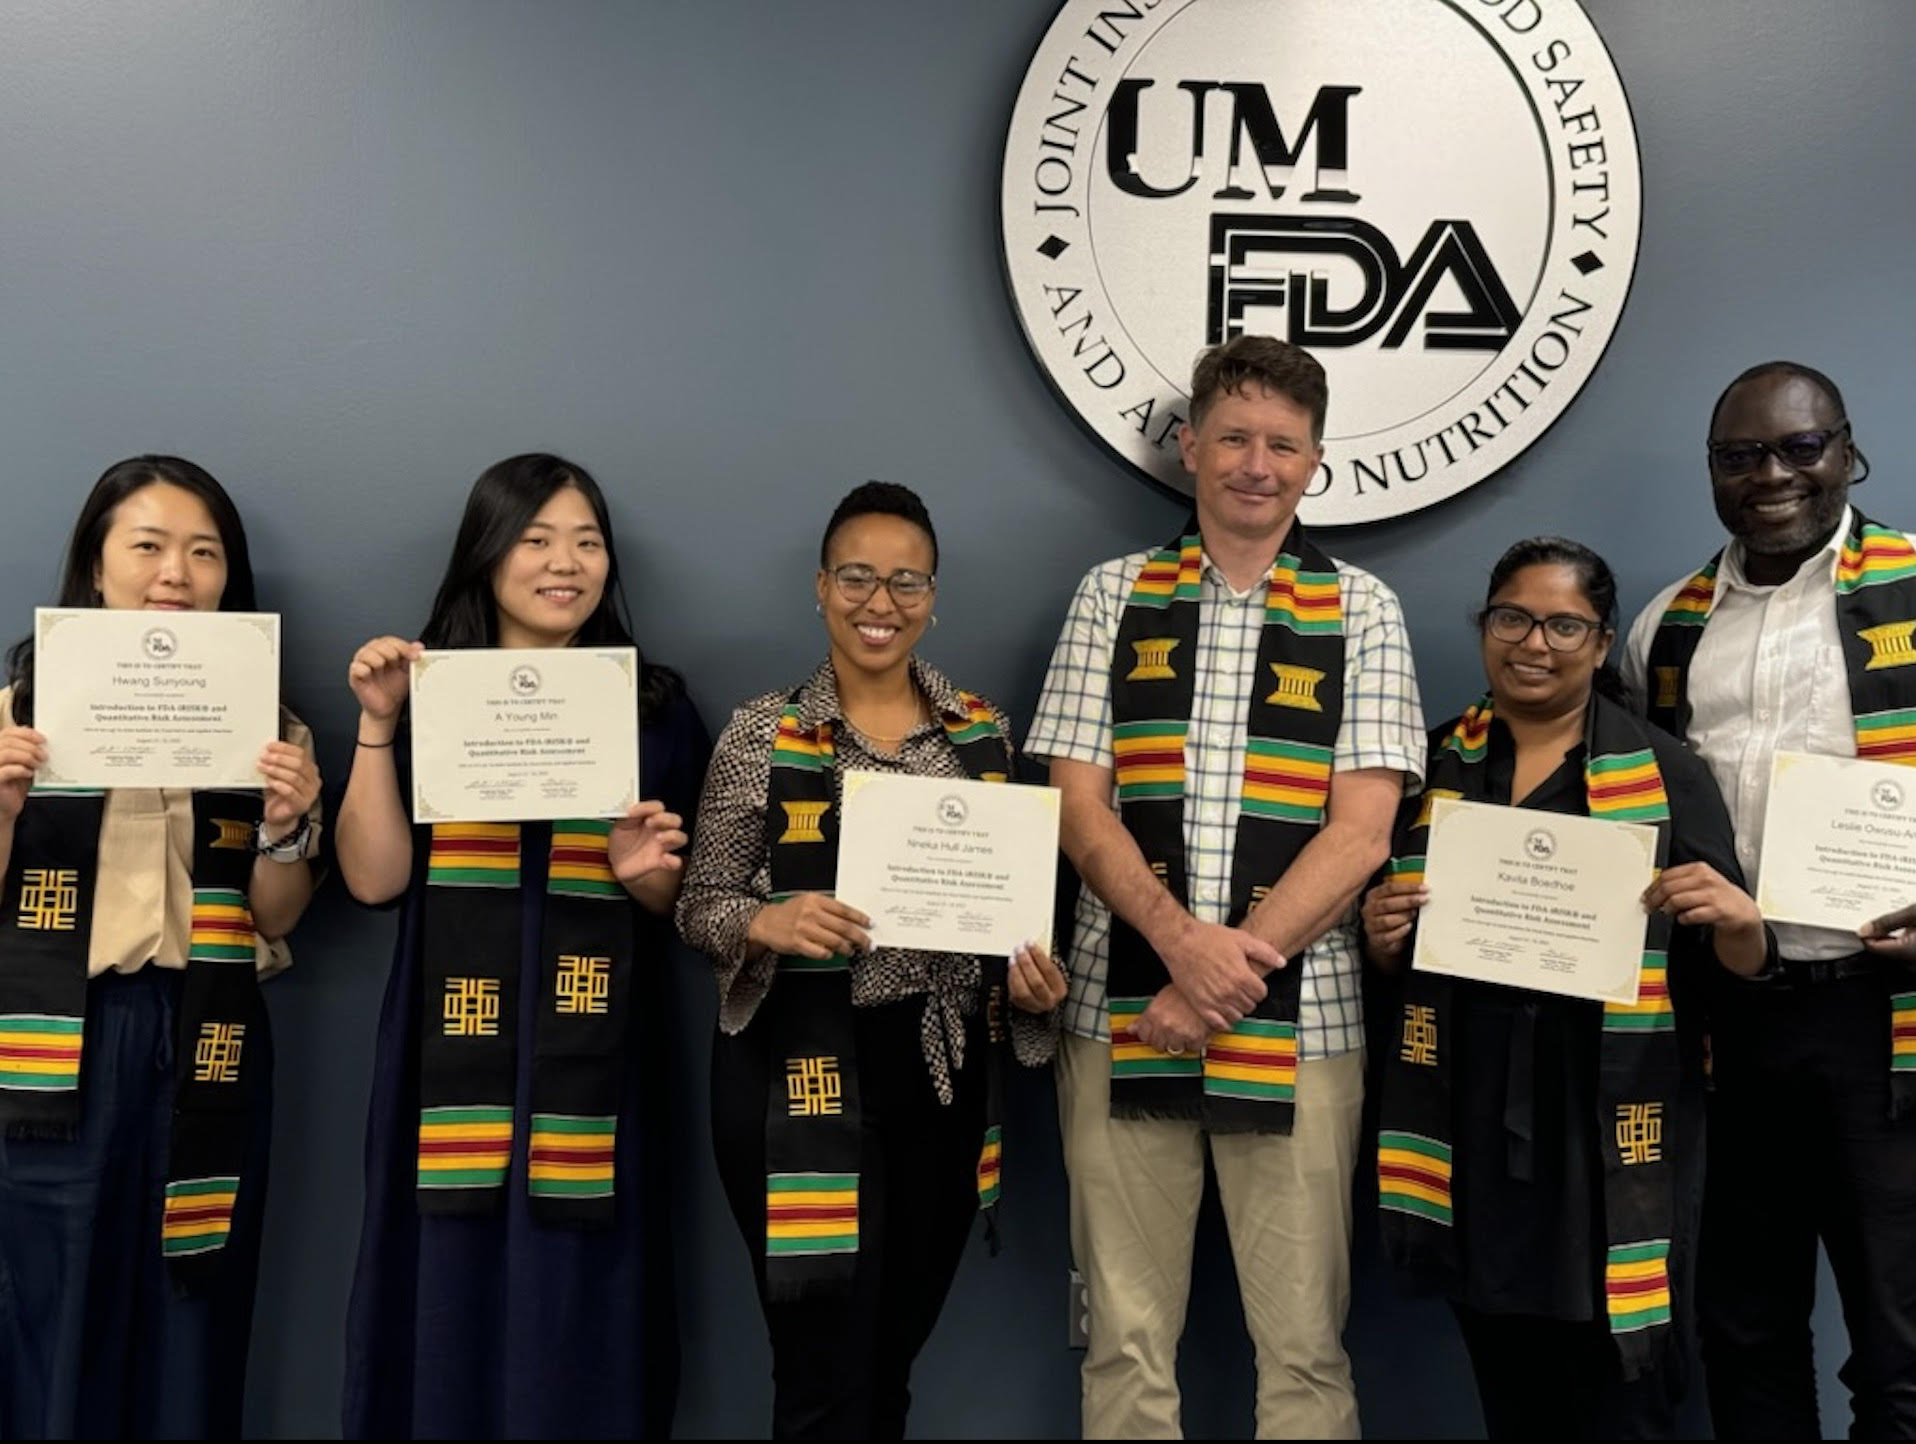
[929, 614, 938, 629]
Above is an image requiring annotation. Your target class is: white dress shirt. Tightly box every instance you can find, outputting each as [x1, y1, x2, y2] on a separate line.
[1622, 507, 1916, 961]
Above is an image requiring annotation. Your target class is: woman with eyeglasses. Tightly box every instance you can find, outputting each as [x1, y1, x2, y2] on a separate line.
[1360, 538, 1772, 1439]
[677, 481, 1066, 1439]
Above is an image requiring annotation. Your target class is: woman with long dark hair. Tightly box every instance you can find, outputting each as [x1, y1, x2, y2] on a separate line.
[337, 454, 709, 1438]
[1362, 538, 1771, 1437]
[0, 456, 322, 1437]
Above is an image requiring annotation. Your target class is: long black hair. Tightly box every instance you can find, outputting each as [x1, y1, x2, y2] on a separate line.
[420, 453, 681, 717]
[1479, 535, 1628, 704]
[6, 456, 258, 725]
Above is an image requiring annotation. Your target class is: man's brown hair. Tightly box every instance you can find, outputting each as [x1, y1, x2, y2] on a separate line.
[1188, 335, 1329, 439]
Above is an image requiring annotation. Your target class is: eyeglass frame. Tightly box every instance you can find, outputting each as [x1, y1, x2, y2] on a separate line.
[1479, 603, 1607, 653]
[825, 563, 936, 606]
[1705, 419, 1851, 476]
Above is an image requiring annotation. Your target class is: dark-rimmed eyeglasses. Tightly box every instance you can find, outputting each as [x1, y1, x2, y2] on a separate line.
[828, 564, 934, 606]
[1482, 605, 1603, 652]
[1707, 420, 1850, 475]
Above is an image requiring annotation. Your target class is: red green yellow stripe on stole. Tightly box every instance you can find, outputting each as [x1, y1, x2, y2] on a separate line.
[1202, 1018, 1296, 1102]
[1604, 953, 1674, 1033]
[1109, 997, 1202, 1078]
[1114, 721, 1187, 801]
[550, 819, 622, 899]
[1606, 1239, 1673, 1332]
[1265, 558, 1341, 635]
[1127, 538, 1203, 609]
[417, 1105, 513, 1190]
[976, 1124, 1003, 1209]
[1442, 704, 1492, 763]
[428, 823, 522, 888]
[944, 690, 1001, 748]
[1587, 749, 1670, 824]
[528, 1113, 616, 1198]
[0, 1014, 82, 1091]
[1838, 526, 1916, 593]
[1242, 739, 1332, 824]
[1378, 1131, 1453, 1225]
[1895, 993, 1916, 1074]
[772, 707, 833, 771]
[188, 888, 255, 963]
[1386, 855, 1426, 888]
[1659, 566, 1718, 626]
[766, 1172, 859, 1256]
[162, 1175, 240, 1257]
[1858, 708, 1916, 767]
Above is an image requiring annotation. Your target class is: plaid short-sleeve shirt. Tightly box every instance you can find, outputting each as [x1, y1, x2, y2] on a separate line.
[1024, 547, 1426, 1057]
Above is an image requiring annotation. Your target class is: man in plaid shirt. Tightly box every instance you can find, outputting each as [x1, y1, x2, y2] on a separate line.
[1027, 336, 1425, 1439]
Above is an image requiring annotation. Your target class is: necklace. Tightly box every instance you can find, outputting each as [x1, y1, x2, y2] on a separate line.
[847, 693, 927, 747]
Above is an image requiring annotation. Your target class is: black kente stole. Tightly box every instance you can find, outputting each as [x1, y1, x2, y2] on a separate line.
[1645, 510, 1916, 1114]
[1377, 694, 1680, 1378]
[0, 787, 265, 1291]
[416, 819, 634, 1226]
[1105, 518, 1344, 1134]
[761, 684, 1012, 1300]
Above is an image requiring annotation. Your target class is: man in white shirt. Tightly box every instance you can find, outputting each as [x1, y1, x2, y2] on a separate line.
[1621, 360, 1916, 1439]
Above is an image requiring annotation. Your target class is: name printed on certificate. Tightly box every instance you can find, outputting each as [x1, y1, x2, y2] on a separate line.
[1413, 797, 1658, 1006]
[410, 647, 639, 825]
[835, 771, 1060, 958]
[1756, 750, 1916, 932]
[34, 607, 281, 790]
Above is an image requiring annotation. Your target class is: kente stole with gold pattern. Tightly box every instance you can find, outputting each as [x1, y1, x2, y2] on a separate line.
[761, 687, 1012, 1300]
[416, 818, 635, 1226]
[1105, 519, 1344, 1134]
[1645, 509, 1916, 1113]
[1377, 694, 1680, 1379]
[0, 788, 265, 1291]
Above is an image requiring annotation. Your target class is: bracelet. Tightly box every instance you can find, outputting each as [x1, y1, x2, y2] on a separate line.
[356, 737, 396, 749]
[255, 815, 314, 863]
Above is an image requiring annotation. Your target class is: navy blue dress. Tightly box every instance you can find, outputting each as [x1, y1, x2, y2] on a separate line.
[341, 689, 709, 1439]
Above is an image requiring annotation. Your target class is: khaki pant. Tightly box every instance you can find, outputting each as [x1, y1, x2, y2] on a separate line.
[1057, 1031, 1365, 1440]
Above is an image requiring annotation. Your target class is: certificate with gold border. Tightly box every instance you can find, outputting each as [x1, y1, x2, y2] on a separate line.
[1756, 750, 1916, 932]
[34, 607, 281, 789]
[410, 647, 638, 824]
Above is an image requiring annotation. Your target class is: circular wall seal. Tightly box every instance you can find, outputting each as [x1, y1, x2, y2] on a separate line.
[1000, 0, 1642, 525]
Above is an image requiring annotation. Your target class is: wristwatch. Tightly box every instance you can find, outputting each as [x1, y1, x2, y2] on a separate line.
[254, 816, 316, 864]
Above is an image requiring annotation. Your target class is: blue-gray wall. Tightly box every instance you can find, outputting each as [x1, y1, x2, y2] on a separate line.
[0, 1, 1902, 1436]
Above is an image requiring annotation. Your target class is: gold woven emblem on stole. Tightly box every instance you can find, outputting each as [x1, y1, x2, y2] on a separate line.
[17, 869, 79, 931]
[211, 818, 253, 850]
[443, 977, 501, 1037]
[1400, 1003, 1438, 1066]
[1653, 666, 1681, 711]
[1860, 621, 1916, 671]
[786, 1055, 843, 1117]
[193, 1022, 246, 1083]
[1616, 1102, 1663, 1165]
[1266, 662, 1325, 711]
[1127, 638, 1180, 682]
[778, 800, 830, 844]
[555, 954, 611, 1015]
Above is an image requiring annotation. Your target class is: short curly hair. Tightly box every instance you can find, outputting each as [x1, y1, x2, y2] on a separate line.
[1189, 335, 1329, 439]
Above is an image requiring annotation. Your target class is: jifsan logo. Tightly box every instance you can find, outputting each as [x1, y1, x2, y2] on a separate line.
[1000, 0, 1642, 525]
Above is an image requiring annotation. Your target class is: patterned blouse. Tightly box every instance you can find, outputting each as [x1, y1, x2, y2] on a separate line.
[676, 656, 1057, 1102]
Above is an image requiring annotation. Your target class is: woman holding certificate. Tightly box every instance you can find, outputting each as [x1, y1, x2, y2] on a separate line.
[0, 456, 322, 1438]
[1361, 538, 1771, 1438]
[336, 454, 710, 1440]
[677, 481, 1066, 1439]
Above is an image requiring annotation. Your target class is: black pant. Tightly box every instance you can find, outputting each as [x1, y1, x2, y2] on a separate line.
[1701, 970, 1916, 1439]
[711, 997, 985, 1440]
[1452, 1303, 1684, 1439]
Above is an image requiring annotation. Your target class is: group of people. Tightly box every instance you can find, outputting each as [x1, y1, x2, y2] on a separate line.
[0, 335, 1910, 1442]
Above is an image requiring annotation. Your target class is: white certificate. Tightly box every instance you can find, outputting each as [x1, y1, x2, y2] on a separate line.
[835, 771, 1060, 957]
[34, 607, 280, 789]
[1412, 797, 1659, 1005]
[1756, 750, 1916, 932]
[410, 647, 638, 824]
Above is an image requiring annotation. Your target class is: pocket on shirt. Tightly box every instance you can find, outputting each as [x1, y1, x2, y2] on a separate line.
[1808, 643, 1857, 756]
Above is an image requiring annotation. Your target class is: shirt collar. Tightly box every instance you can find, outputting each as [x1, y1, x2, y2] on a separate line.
[792, 654, 969, 733]
[1717, 504, 1853, 594]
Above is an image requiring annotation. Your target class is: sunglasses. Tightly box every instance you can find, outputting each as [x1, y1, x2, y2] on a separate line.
[1706, 420, 1850, 475]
